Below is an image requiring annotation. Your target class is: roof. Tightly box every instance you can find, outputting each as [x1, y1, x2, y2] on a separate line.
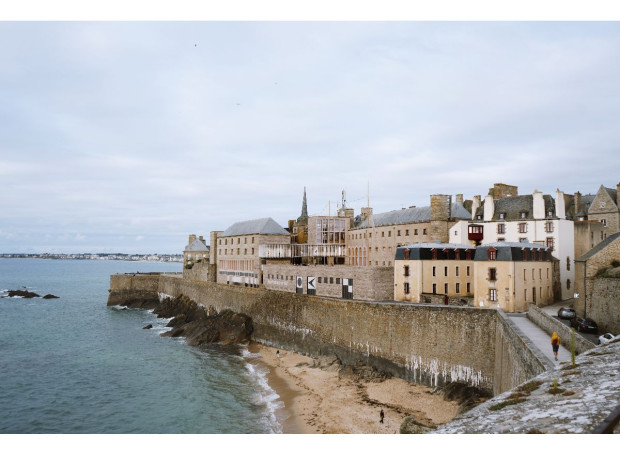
[604, 186, 618, 205]
[575, 232, 620, 262]
[474, 194, 556, 221]
[474, 242, 552, 261]
[220, 217, 289, 237]
[355, 203, 471, 229]
[395, 243, 475, 260]
[567, 194, 596, 218]
[184, 239, 209, 252]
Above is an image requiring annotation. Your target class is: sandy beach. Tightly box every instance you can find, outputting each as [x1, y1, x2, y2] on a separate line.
[249, 343, 460, 434]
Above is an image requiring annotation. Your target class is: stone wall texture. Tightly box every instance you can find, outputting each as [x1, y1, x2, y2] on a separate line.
[108, 274, 552, 395]
[589, 278, 620, 334]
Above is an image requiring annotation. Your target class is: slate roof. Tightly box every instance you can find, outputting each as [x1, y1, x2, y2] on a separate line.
[575, 232, 620, 262]
[567, 194, 596, 218]
[474, 242, 552, 261]
[354, 203, 471, 229]
[184, 239, 209, 252]
[474, 194, 556, 221]
[395, 242, 475, 260]
[604, 186, 618, 205]
[220, 217, 289, 237]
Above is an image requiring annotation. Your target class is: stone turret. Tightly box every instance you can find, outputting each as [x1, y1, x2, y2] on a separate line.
[297, 187, 308, 224]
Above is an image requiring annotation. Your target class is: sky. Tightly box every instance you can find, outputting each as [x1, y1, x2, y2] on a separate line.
[2, 19, 620, 254]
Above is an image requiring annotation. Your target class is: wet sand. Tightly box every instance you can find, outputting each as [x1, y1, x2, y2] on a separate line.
[249, 343, 460, 434]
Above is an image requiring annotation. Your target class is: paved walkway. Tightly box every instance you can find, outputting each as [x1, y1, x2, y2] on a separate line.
[506, 313, 571, 365]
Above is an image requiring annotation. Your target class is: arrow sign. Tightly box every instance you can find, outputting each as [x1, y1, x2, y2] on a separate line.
[307, 277, 316, 290]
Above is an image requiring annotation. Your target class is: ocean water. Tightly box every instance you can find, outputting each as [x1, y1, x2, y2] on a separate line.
[0, 259, 283, 434]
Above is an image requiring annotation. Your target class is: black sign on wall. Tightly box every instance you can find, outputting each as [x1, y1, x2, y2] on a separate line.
[342, 278, 353, 299]
[296, 276, 303, 294]
[307, 276, 316, 295]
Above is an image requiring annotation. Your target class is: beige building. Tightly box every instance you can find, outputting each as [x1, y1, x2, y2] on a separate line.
[348, 194, 471, 268]
[473, 242, 554, 312]
[394, 243, 475, 304]
[216, 217, 290, 287]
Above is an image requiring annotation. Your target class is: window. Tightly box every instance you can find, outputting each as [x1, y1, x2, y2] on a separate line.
[456, 266, 459, 277]
[489, 289, 497, 301]
[499, 213, 505, 219]
[547, 210, 553, 218]
[444, 283, 448, 294]
[567, 279, 571, 290]
[404, 282, 410, 294]
[518, 223, 527, 233]
[466, 266, 470, 276]
[414, 229, 418, 235]
[456, 283, 460, 294]
[423, 228, 427, 235]
[488, 248, 497, 260]
[546, 237, 554, 250]
[539, 269, 541, 279]
[532, 269, 534, 279]
[397, 230, 401, 236]
[244, 238, 247, 244]
[404, 266, 410, 277]
[432, 266, 436, 277]
[489, 268, 497, 281]
[432, 283, 437, 294]
[330, 277, 334, 284]
[405, 230, 409, 236]
[336, 278, 340, 284]
[318, 277, 322, 283]
[497, 223, 506, 234]
[477, 215, 482, 220]
[388, 231, 391, 237]
[382, 231, 385, 237]
[566, 257, 570, 271]
[524, 269, 526, 280]
[520, 212, 527, 219]
[601, 219, 607, 227]
[545, 222, 554, 233]
[444, 266, 448, 277]
[466, 283, 470, 293]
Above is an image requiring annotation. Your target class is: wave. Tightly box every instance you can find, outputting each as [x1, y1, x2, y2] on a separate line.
[241, 347, 284, 434]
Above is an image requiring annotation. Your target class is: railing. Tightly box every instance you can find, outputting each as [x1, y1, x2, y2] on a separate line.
[259, 243, 346, 259]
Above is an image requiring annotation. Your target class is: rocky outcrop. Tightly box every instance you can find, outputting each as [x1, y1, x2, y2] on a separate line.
[440, 381, 493, 414]
[7, 290, 41, 298]
[42, 294, 59, 299]
[400, 416, 433, 434]
[155, 295, 253, 346]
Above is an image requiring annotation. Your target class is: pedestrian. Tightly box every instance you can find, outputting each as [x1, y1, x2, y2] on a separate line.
[379, 409, 384, 424]
[276, 350, 280, 359]
[551, 332, 561, 361]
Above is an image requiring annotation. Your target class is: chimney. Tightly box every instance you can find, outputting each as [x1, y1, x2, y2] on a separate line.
[455, 194, 464, 206]
[532, 190, 544, 219]
[189, 234, 197, 244]
[555, 189, 566, 219]
[199, 235, 205, 244]
[361, 207, 373, 222]
[574, 191, 582, 217]
[483, 195, 494, 221]
[471, 195, 481, 220]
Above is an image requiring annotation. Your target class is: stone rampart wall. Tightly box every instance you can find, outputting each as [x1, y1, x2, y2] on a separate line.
[107, 273, 161, 306]
[108, 274, 550, 395]
[183, 261, 210, 281]
[589, 278, 620, 334]
[526, 304, 596, 354]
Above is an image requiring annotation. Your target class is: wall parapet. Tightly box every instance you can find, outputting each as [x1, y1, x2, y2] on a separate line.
[526, 304, 596, 355]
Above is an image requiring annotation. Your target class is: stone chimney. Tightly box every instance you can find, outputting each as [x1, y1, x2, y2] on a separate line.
[360, 207, 373, 222]
[471, 195, 481, 220]
[483, 195, 494, 221]
[555, 189, 566, 219]
[492, 183, 518, 199]
[189, 234, 197, 244]
[574, 191, 582, 217]
[455, 194, 464, 206]
[430, 194, 452, 242]
[533, 190, 544, 220]
[199, 235, 205, 244]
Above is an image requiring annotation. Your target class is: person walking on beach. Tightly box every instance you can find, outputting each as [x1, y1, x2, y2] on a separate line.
[551, 332, 561, 361]
[379, 409, 384, 424]
[276, 350, 280, 360]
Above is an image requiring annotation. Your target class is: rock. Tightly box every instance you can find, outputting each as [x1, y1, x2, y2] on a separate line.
[154, 296, 253, 346]
[338, 361, 391, 382]
[400, 416, 433, 434]
[441, 381, 493, 414]
[7, 290, 40, 298]
[42, 294, 59, 299]
[143, 324, 153, 329]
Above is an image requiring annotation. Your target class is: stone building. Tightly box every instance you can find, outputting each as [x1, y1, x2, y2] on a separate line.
[215, 217, 290, 287]
[393, 243, 475, 305]
[347, 194, 471, 268]
[574, 232, 620, 334]
[586, 184, 620, 237]
[183, 234, 209, 269]
[473, 242, 554, 312]
[450, 186, 575, 300]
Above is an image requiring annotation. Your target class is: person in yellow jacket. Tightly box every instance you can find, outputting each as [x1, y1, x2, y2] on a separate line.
[551, 332, 561, 361]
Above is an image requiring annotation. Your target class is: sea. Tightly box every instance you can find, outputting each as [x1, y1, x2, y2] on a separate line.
[0, 258, 284, 434]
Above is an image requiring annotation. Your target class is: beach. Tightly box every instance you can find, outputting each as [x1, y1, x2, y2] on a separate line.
[250, 343, 460, 434]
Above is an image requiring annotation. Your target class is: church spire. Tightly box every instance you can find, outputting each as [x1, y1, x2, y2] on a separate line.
[298, 187, 308, 222]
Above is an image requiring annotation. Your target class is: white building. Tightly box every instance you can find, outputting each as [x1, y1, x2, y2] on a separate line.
[450, 188, 575, 300]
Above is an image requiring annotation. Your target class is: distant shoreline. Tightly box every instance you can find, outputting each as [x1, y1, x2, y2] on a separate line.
[0, 254, 182, 263]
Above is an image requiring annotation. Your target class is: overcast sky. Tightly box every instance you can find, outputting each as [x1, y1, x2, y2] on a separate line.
[1, 21, 620, 254]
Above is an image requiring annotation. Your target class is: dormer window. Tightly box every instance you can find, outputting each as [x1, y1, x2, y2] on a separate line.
[520, 212, 527, 219]
[547, 210, 553, 218]
[431, 248, 438, 260]
[477, 215, 482, 220]
[499, 213, 505, 219]
[488, 248, 497, 261]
